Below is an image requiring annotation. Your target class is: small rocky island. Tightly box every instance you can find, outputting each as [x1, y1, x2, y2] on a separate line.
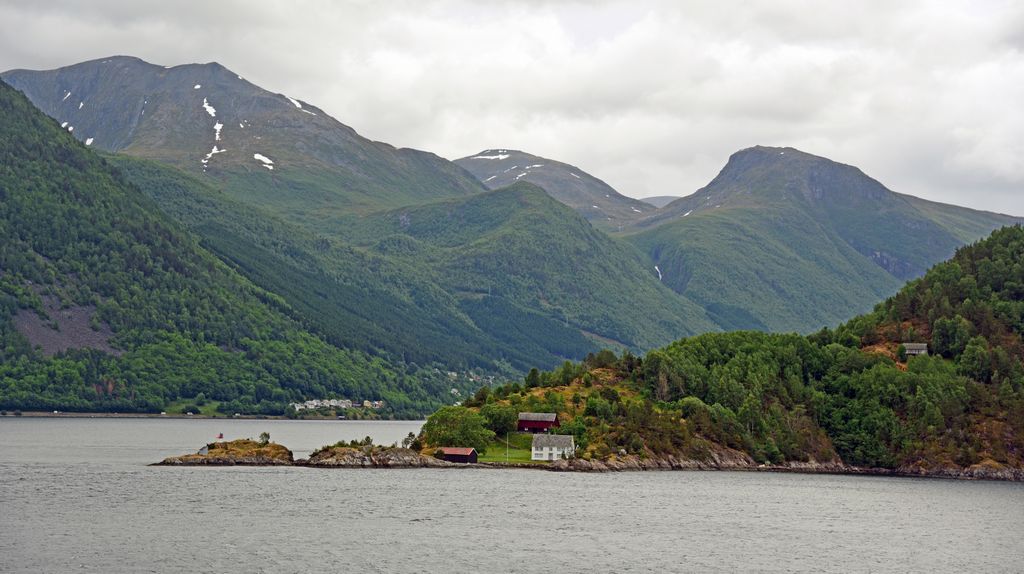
[156, 439, 294, 466]
[300, 445, 455, 468]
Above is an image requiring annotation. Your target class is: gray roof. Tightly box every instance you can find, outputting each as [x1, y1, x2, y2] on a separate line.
[532, 434, 574, 449]
[903, 343, 928, 350]
[518, 412, 557, 422]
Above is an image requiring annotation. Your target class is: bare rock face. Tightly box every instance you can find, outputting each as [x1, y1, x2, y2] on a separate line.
[156, 439, 293, 466]
[302, 446, 454, 468]
[895, 459, 1024, 481]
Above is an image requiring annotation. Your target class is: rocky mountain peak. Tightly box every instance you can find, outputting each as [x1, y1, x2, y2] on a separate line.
[455, 148, 653, 229]
[711, 145, 890, 204]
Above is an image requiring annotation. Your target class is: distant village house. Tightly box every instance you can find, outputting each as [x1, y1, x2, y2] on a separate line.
[903, 343, 928, 356]
[290, 398, 383, 412]
[517, 412, 559, 433]
[531, 434, 574, 461]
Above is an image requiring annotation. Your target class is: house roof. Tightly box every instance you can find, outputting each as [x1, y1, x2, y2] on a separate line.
[518, 412, 557, 422]
[532, 434, 574, 449]
[903, 343, 928, 350]
[437, 447, 476, 456]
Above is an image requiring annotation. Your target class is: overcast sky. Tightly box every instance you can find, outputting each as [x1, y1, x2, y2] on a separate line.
[1, 0, 1022, 213]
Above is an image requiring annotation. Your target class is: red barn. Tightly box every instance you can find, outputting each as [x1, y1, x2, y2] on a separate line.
[437, 447, 478, 464]
[517, 412, 559, 433]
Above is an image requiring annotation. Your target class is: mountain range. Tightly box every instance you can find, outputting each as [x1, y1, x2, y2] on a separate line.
[1, 55, 1020, 413]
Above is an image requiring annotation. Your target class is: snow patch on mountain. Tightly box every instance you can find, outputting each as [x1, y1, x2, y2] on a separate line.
[213, 122, 223, 141]
[202, 145, 225, 165]
[78, 102, 83, 110]
[254, 153, 275, 170]
[62, 91, 71, 102]
[202, 98, 216, 117]
[85, 138, 93, 146]
[654, 265, 662, 281]
[570, 173, 581, 179]
[194, 84, 201, 89]
[285, 96, 302, 109]
[472, 153, 510, 160]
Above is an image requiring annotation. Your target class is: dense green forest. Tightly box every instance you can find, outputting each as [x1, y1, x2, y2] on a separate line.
[454, 226, 1024, 472]
[0, 80, 479, 417]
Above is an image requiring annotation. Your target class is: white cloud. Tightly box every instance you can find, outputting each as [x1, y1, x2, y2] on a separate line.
[1, 0, 1022, 213]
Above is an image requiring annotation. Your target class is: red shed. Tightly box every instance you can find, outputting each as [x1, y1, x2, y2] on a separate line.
[517, 412, 559, 433]
[437, 447, 478, 464]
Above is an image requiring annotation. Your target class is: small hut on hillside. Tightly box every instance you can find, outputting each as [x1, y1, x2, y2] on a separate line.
[517, 412, 559, 433]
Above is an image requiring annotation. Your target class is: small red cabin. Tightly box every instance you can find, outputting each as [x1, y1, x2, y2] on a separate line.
[517, 412, 559, 433]
[437, 447, 478, 464]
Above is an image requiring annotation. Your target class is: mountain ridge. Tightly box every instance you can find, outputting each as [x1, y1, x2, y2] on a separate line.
[1, 55, 486, 219]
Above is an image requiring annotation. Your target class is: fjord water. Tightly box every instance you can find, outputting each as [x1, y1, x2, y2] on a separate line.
[2, 419, 1022, 573]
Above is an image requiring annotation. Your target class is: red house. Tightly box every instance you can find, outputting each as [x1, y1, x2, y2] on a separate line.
[517, 412, 559, 433]
[437, 447, 478, 464]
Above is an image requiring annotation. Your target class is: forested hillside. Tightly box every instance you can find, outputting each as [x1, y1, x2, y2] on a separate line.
[0, 80, 477, 416]
[453, 226, 1024, 476]
[106, 156, 529, 373]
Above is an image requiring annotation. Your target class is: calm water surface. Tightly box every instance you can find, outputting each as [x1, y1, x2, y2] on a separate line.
[1, 417, 1022, 573]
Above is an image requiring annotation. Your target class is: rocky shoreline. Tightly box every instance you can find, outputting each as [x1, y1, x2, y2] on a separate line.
[154, 441, 1024, 481]
[549, 454, 1024, 481]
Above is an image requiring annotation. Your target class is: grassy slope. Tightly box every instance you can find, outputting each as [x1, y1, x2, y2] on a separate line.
[901, 194, 1022, 244]
[478, 432, 538, 463]
[628, 205, 902, 332]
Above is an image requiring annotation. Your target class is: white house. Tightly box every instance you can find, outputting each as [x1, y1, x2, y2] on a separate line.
[531, 434, 575, 461]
